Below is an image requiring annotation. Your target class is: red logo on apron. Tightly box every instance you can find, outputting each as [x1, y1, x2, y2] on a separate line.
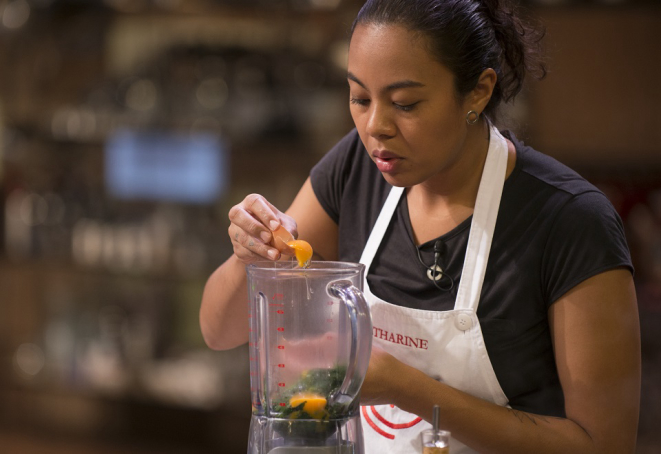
[361, 405, 423, 439]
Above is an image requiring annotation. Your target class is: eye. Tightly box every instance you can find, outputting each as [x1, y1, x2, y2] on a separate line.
[394, 102, 419, 112]
[350, 97, 370, 107]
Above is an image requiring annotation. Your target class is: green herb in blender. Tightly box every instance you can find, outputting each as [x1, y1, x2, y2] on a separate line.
[270, 365, 356, 441]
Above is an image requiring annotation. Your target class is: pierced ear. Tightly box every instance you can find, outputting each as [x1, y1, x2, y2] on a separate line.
[469, 68, 497, 114]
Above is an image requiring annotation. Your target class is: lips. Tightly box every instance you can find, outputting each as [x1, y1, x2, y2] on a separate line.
[373, 149, 400, 159]
[372, 150, 403, 173]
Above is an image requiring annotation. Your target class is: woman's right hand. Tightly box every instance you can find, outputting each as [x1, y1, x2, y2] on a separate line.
[228, 193, 298, 264]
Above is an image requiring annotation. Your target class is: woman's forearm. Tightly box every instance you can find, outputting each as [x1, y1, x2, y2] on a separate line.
[391, 365, 600, 454]
[200, 254, 250, 350]
[358, 271, 639, 454]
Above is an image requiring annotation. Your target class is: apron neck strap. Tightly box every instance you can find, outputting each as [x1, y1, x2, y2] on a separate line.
[358, 125, 509, 312]
[359, 186, 404, 268]
[454, 126, 508, 310]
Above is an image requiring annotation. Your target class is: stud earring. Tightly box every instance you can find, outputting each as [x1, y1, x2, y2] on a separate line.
[466, 110, 479, 125]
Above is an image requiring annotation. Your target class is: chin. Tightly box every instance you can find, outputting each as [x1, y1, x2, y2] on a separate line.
[380, 173, 415, 188]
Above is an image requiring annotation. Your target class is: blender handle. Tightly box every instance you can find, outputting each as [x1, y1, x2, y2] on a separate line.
[250, 291, 269, 415]
[327, 280, 372, 407]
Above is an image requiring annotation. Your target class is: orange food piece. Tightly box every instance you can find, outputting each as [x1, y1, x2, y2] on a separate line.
[289, 393, 328, 419]
[271, 225, 295, 252]
[287, 239, 313, 268]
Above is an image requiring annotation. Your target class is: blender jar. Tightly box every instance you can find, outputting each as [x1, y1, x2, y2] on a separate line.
[246, 261, 372, 454]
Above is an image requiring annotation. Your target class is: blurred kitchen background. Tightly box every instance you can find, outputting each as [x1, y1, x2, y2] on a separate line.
[0, 0, 658, 453]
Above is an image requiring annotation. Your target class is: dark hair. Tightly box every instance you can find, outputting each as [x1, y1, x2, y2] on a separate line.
[351, 0, 546, 121]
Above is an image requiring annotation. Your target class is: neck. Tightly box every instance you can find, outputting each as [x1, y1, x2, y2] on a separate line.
[406, 119, 492, 245]
[409, 119, 491, 209]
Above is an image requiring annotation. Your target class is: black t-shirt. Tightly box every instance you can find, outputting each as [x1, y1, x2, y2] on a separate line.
[310, 128, 633, 417]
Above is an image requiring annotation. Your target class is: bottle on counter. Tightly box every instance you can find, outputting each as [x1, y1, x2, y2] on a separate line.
[420, 405, 450, 454]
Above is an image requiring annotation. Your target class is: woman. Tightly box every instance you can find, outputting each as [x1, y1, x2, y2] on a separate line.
[200, 0, 641, 452]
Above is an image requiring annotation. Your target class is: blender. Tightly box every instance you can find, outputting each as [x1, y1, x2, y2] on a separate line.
[246, 261, 372, 454]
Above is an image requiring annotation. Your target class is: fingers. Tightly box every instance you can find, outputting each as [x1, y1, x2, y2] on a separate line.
[246, 194, 281, 232]
[228, 194, 295, 263]
[229, 223, 279, 262]
[259, 197, 299, 240]
[229, 195, 273, 243]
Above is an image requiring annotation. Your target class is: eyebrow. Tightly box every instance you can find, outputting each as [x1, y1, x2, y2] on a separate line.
[347, 71, 425, 92]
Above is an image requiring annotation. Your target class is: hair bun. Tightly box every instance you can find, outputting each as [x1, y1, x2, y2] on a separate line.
[478, 0, 546, 108]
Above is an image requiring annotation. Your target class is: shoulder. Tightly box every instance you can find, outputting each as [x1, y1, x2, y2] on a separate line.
[312, 129, 365, 174]
[504, 131, 621, 220]
[499, 131, 632, 302]
[499, 131, 619, 236]
[309, 128, 382, 225]
[505, 131, 599, 198]
[310, 129, 372, 192]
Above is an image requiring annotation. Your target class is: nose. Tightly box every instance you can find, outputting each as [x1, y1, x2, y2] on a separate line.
[365, 103, 396, 139]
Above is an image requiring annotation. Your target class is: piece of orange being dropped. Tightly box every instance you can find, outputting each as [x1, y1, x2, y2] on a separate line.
[289, 393, 327, 419]
[271, 225, 295, 252]
[286, 240, 313, 268]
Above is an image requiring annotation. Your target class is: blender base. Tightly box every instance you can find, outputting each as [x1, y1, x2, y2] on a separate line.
[248, 414, 364, 454]
[268, 445, 355, 454]
[269, 443, 355, 454]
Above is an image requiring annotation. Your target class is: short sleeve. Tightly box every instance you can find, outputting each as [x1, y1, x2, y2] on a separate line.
[542, 190, 634, 306]
[310, 129, 363, 225]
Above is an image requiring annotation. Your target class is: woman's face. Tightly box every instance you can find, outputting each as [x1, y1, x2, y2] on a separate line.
[347, 23, 473, 188]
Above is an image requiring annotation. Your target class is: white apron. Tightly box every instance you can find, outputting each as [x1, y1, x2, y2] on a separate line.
[359, 126, 509, 454]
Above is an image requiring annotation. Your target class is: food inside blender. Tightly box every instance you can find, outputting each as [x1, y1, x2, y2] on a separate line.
[270, 365, 354, 440]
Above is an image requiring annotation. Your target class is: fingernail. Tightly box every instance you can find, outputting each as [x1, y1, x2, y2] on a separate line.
[267, 249, 278, 260]
[269, 220, 279, 231]
[260, 231, 271, 243]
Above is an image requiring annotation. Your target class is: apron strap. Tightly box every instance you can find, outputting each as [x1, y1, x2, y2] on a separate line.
[454, 127, 508, 311]
[359, 186, 405, 270]
[357, 125, 508, 313]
